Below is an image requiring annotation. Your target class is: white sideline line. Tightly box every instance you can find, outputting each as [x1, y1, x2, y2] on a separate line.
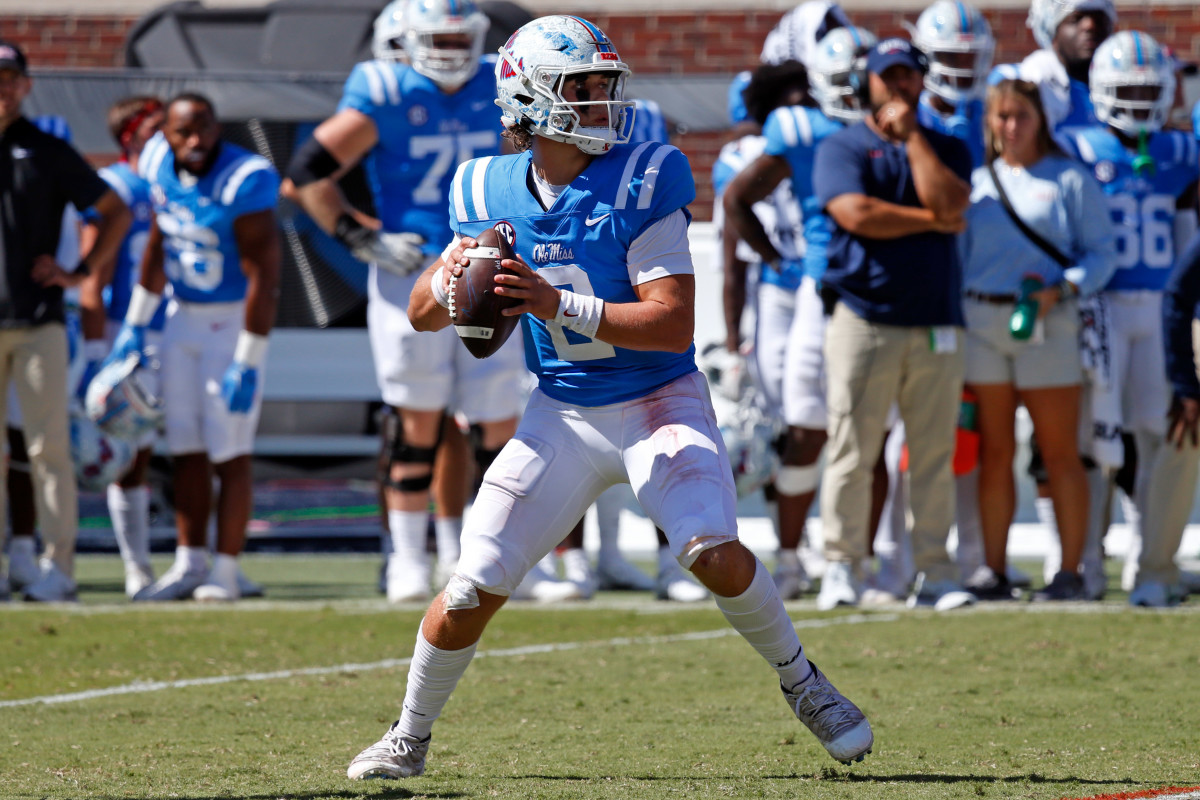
[0, 613, 897, 710]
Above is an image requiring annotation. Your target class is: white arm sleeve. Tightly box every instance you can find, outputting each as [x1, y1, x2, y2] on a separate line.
[626, 209, 694, 285]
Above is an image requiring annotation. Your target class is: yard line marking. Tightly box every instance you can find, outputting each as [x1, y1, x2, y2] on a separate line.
[0, 613, 897, 709]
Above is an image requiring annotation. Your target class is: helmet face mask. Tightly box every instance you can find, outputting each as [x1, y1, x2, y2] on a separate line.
[1090, 31, 1175, 136]
[913, 1, 995, 104]
[496, 15, 636, 155]
[84, 353, 164, 444]
[374, 0, 490, 89]
[809, 27, 877, 123]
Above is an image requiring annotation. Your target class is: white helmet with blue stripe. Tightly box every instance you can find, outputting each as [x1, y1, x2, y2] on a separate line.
[912, 1, 995, 103]
[809, 26, 877, 123]
[495, 15, 635, 155]
[374, 0, 490, 90]
[84, 353, 164, 443]
[1090, 30, 1175, 136]
[70, 404, 135, 491]
[1026, 0, 1116, 51]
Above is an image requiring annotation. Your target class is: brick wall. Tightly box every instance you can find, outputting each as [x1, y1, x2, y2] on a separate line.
[4, 6, 1198, 218]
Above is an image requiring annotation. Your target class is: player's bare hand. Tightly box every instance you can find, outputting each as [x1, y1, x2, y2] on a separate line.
[877, 100, 917, 141]
[445, 236, 477, 272]
[1167, 394, 1200, 450]
[494, 255, 559, 320]
[31, 254, 84, 289]
[929, 213, 966, 234]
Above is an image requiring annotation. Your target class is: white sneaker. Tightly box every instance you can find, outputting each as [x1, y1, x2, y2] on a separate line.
[906, 573, 976, 611]
[1128, 580, 1181, 608]
[237, 567, 265, 598]
[655, 563, 709, 602]
[8, 546, 40, 590]
[783, 661, 873, 764]
[347, 722, 430, 780]
[22, 559, 78, 603]
[133, 562, 207, 602]
[124, 563, 156, 598]
[816, 562, 860, 611]
[511, 569, 585, 603]
[386, 554, 432, 604]
[596, 554, 656, 591]
[561, 549, 597, 599]
[194, 577, 240, 603]
[773, 552, 812, 600]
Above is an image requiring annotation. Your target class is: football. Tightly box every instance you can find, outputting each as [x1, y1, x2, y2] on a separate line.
[449, 226, 522, 359]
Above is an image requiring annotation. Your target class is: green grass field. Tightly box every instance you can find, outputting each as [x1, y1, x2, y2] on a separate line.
[2, 554, 1198, 800]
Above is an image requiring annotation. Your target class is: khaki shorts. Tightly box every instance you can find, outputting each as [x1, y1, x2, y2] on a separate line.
[964, 297, 1081, 389]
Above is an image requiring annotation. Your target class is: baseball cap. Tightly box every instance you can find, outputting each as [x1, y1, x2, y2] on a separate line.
[0, 40, 28, 75]
[866, 37, 927, 76]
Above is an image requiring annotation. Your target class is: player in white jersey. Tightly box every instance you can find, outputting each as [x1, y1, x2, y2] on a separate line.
[1060, 31, 1200, 604]
[108, 94, 282, 602]
[345, 15, 873, 781]
[283, 0, 530, 604]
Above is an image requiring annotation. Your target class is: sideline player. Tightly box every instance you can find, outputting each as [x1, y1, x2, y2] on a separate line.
[1059, 31, 1200, 603]
[110, 93, 281, 602]
[283, 0, 527, 604]
[346, 15, 873, 780]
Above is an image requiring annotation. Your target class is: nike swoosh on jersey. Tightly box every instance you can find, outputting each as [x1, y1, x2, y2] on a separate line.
[585, 214, 610, 227]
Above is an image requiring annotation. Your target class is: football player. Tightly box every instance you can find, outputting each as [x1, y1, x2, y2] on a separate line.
[723, 27, 881, 608]
[283, 0, 531, 604]
[1059, 31, 1200, 604]
[989, 0, 1116, 136]
[346, 15, 873, 780]
[108, 93, 281, 602]
[911, 0, 993, 167]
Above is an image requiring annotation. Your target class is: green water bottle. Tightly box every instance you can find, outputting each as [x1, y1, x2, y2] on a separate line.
[1009, 274, 1044, 341]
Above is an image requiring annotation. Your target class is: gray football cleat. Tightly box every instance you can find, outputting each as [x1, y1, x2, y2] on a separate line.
[347, 722, 430, 780]
[783, 661, 873, 765]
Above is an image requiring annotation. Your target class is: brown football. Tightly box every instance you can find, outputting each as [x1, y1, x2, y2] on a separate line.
[448, 226, 522, 359]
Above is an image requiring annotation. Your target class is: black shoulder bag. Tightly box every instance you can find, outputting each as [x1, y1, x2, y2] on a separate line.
[986, 159, 1072, 268]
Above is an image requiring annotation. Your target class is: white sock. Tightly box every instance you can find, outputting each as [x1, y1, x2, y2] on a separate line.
[108, 484, 152, 570]
[177, 545, 207, 573]
[766, 499, 780, 538]
[10, 536, 36, 560]
[389, 510, 431, 565]
[595, 489, 623, 562]
[433, 517, 462, 566]
[396, 630, 478, 740]
[209, 553, 238, 590]
[657, 545, 676, 574]
[714, 559, 811, 690]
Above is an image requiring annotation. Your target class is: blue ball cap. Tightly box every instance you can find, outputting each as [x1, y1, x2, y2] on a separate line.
[867, 37, 927, 76]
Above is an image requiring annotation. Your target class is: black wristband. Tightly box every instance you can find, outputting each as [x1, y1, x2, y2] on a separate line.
[333, 213, 373, 250]
[286, 137, 341, 187]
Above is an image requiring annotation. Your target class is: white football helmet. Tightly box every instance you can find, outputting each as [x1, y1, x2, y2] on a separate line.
[809, 26, 877, 123]
[70, 404, 135, 492]
[716, 399, 782, 499]
[495, 15, 635, 155]
[375, 0, 490, 89]
[84, 353, 164, 443]
[1090, 31, 1175, 136]
[1026, 0, 1116, 50]
[912, 1, 995, 103]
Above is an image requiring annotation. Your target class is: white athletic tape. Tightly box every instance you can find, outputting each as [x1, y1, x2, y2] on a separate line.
[0, 613, 898, 708]
[775, 464, 820, 495]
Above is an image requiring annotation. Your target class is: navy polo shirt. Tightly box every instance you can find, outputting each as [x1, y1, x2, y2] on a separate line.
[813, 122, 972, 327]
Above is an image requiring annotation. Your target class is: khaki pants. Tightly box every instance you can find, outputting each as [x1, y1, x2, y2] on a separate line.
[821, 303, 965, 584]
[0, 324, 77, 575]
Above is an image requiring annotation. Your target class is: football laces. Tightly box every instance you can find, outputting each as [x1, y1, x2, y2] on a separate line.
[447, 272, 458, 319]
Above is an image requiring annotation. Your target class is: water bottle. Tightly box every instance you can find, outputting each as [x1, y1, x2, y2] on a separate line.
[1009, 274, 1044, 341]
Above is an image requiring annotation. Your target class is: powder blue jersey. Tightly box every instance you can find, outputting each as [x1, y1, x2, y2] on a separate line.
[1060, 126, 1200, 292]
[93, 162, 165, 330]
[339, 57, 501, 255]
[918, 92, 985, 168]
[138, 133, 280, 304]
[449, 142, 697, 407]
[762, 104, 843, 282]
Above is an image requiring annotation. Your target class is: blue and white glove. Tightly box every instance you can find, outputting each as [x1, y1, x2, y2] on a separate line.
[221, 331, 268, 414]
[107, 285, 161, 367]
[76, 339, 108, 400]
[334, 214, 426, 276]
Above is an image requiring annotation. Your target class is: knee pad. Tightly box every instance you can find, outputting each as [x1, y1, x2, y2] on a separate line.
[1114, 432, 1137, 498]
[774, 464, 820, 496]
[474, 445, 504, 474]
[382, 412, 442, 493]
[7, 456, 30, 474]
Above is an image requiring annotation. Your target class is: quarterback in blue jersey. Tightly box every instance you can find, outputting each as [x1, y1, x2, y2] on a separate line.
[283, 0, 531, 605]
[912, 0, 993, 167]
[107, 93, 281, 603]
[346, 15, 873, 782]
[77, 95, 166, 597]
[987, 0, 1114, 137]
[723, 29, 873, 606]
[1060, 32, 1200, 607]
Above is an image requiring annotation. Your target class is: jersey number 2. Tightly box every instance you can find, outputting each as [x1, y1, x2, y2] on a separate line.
[537, 265, 615, 362]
